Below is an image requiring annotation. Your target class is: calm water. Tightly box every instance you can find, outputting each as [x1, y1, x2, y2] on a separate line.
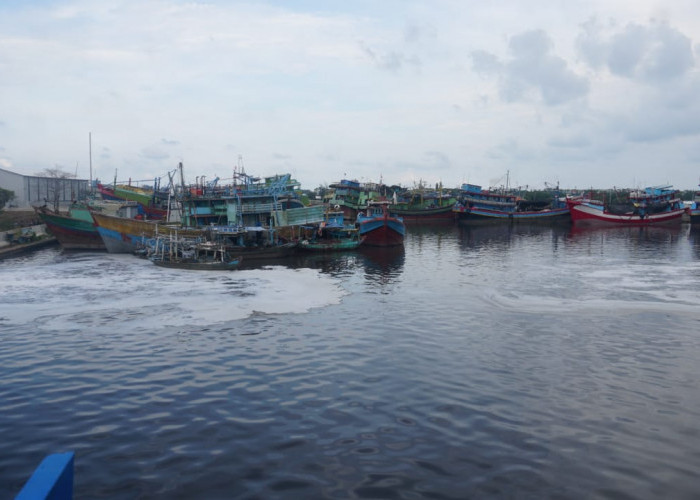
[2, 223, 700, 499]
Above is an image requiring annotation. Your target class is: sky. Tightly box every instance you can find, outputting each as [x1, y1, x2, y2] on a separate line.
[1, 0, 700, 191]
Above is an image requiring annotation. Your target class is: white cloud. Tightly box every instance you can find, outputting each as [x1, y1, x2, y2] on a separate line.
[0, 1, 700, 190]
[472, 30, 590, 106]
[577, 19, 695, 81]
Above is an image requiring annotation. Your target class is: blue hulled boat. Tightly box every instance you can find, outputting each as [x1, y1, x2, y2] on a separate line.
[356, 201, 405, 247]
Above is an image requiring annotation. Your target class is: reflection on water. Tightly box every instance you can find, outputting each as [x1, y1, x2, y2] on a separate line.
[289, 251, 362, 278]
[457, 223, 571, 252]
[357, 246, 405, 288]
[565, 224, 690, 263]
[2, 225, 700, 499]
[568, 223, 684, 242]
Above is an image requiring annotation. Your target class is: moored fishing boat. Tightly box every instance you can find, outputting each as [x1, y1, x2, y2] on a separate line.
[567, 186, 685, 227]
[356, 201, 405, 247]
[300, 211, 363, 251]
[34, 201, 139, 250]
[92, 211, 202, 253]
[35, 204, 104, 250]
[389, 185, 457, 222]
[96, 177, 172, 220]
[325, 179, 388, 221]
[153, 257, 242, 270]
[148, 237, 242, 270]
[453, 183, 569, 224]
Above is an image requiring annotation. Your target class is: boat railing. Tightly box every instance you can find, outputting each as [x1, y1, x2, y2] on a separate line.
[239, 202, 283, 214]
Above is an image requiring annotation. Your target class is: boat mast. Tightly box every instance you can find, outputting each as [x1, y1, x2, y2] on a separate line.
[88, 132, 93, 194]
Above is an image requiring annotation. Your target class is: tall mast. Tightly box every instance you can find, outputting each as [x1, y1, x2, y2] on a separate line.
[89, 132, 93, 194]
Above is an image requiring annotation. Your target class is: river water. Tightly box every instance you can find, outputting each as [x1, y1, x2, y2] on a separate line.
[2, 223, 700, 499]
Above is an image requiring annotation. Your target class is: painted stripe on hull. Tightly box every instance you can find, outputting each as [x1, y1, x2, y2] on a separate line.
[38, 212, 105, 250]
[44, 222, 105, 250]
[570, 204, 684, 226]
[92, 212, 202, 253]
[95, 226, 145, 253]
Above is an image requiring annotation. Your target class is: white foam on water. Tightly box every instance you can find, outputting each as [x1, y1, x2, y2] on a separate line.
[469, 259, 700, 317]
[0, 253, 346, 330]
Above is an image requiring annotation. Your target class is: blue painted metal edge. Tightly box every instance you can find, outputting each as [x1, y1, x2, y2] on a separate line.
[15, 452, 74, 500]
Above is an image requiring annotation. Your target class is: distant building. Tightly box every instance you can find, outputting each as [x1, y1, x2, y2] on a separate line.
[0, 167, 89, 209]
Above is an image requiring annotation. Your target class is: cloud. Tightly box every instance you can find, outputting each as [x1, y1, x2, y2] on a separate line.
[573, 19, 700, 144]
[161, 138, 179, 146]
[547, 134, 591, 149]
[100, 147, 111, 160]
[404, 21, 437, 44]
[616, 95, 700, 143]
[360, 41, 420, 72]
[140, 146, 169, 161]
[424, 150, 450, 169]
[471, 30, 589, 106]
[471, 50, 502, 76]
[577, 19, 695, 82]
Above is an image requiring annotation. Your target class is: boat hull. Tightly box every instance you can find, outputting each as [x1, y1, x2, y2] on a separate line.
[35, 208, 105, 250]
[689, 209, 700, 225]
[92, 212, 201, 253]
[391, 205, 455, 222]
[234, 242, 298, 261]
[96, 184, 167, 220]
[300, 239, 362, 252]
[569, 203, 685, 226]
[152, 259, 241, 270]
[358, 218, 405, 247]
[453, 206, 570, 224]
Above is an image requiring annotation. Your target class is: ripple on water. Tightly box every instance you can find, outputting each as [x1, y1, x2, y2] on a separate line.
[2, 231, 700, 498]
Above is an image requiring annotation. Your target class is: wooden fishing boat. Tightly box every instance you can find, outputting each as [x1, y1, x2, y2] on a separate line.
[233, 241, 298, 260]
[300, 237, 362, 252]
[146, 234, 242, 270]
[453, 183, 569, 224]
[325, 179, 388, 221]
[389, 186, 457, 222]
[152, 256, 242, 270]
[92, 212, 202, 253]
[34, 201, 139, 250]
[96, 182, 169, 220]
[35, 204, 104, 250]
[299, 211, 363, 251]
[356, 201, 405, 247]
[567, 186, 685, 227]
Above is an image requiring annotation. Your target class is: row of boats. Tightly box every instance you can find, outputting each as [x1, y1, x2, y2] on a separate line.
[35, 165, 700, 270]
[327, 178, 698, 226]
[35, 167, 410, 270]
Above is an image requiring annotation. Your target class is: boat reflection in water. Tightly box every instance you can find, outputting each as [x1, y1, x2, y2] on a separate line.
[457, 223, 570, 253]
[289, 243, 405, 286]
[567, 223, 685, 244]
[357, 246, 405, 288]
[686, 225, 700, 260]
[290, 251, 362, 278]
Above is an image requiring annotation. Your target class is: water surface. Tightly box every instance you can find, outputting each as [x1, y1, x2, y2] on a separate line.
[2, 224, 700, 499]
